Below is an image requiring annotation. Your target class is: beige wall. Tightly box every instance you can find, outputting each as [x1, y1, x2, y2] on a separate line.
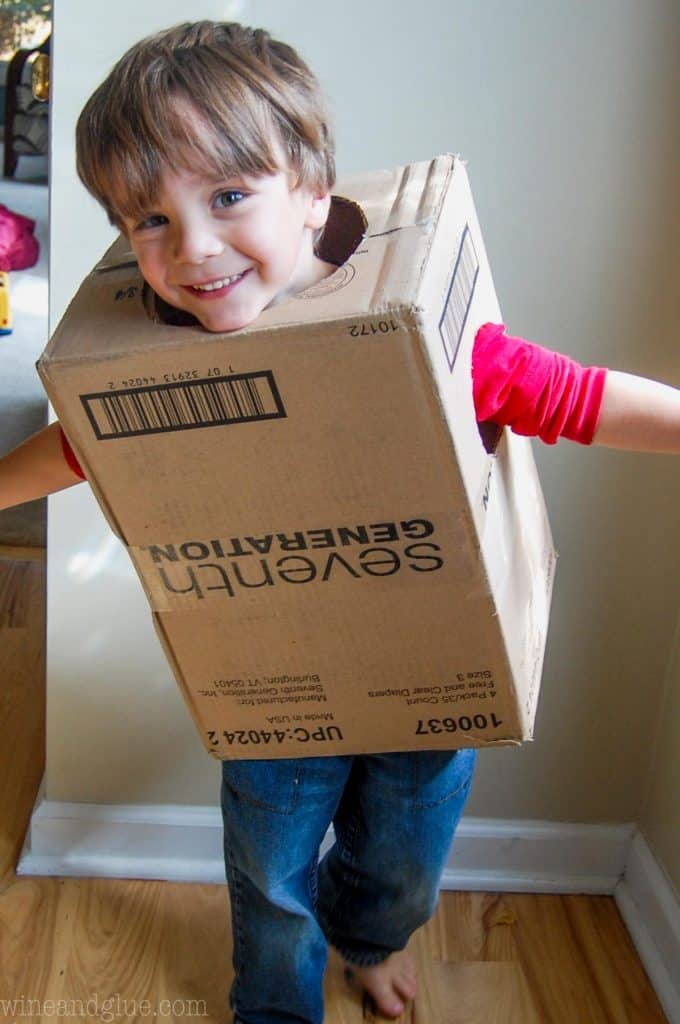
[47, 1, 679, 828]
[639, 611, 680, 892]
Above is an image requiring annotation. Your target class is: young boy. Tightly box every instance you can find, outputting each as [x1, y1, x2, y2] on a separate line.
[1, 21, 678, 1024]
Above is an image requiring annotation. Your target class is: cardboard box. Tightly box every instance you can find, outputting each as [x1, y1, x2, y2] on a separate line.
[38, 154, 556, 760]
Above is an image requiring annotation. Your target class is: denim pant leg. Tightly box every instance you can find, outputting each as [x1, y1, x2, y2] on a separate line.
[221, 754, 353, 1024]
[316, 748, 476, 965]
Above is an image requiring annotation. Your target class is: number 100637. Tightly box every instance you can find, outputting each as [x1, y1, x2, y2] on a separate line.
[416, 713, 503, 735]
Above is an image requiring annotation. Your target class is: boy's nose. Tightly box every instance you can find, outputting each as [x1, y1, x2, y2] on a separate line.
[171, 222, 224, 265]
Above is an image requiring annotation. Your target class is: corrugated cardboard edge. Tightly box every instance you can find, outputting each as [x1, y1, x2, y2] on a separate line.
[362, 156, 450, 309]
[409, 153, 459, 301]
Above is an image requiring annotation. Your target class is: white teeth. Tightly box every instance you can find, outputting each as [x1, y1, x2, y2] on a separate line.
[191, 273, 243, 292]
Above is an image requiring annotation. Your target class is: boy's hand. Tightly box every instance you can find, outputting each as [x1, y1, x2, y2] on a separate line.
[593, 371, 680, 453]
[0, 421, 85, 511]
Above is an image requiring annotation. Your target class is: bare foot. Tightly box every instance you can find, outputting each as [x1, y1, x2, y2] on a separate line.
[344, 949, 418, 1019]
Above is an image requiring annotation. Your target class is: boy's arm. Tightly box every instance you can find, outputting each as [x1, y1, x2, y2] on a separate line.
[0, 421, 85, 511]
[592, 371, 680, 453]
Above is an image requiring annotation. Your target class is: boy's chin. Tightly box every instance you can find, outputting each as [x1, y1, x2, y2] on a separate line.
[153, 293, 257, 334]
[178, 291, 266, 333]
[193, 306, 258, 334]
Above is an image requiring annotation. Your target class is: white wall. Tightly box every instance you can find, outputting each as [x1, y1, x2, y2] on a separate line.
[47, 0, 679, 837]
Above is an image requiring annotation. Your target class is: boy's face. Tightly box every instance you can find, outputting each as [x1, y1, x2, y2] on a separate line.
[121, 166, 332, 333]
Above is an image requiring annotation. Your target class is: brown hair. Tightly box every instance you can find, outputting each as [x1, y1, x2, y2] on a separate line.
[76, 21, 336, 228]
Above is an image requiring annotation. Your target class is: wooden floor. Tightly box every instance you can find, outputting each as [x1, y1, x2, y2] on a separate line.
[0, 551, 668, 1023]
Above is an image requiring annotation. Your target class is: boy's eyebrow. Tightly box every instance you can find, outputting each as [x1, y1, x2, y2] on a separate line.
[209, 174, 249, 186]
[208, 171, 273, 187]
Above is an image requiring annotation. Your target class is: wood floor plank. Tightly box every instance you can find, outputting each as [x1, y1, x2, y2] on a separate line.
[500, 893, 610, 1023]
[57, 878, 166, 1013]
[0, 557, 45, 894]
[157, 882, 233, 1020]
[423, 891, 519, 963]
[498, 893, 668, 1023]
[563, 894, 668, 1024]
[414, 962, 541, 1024]
[324, 948, 368, 1023]
[0, 877, 63, 1013]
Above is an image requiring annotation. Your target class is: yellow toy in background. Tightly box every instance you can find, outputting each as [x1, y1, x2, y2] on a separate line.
[0, 272, 12, 335]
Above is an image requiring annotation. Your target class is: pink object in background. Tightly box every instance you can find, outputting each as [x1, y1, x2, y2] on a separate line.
[0, 204, 39, 271]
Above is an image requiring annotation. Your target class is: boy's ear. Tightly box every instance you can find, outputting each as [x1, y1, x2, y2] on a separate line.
[305, 190, 332, 231]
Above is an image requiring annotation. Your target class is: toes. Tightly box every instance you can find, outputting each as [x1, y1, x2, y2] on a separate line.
[395, 976, 417, 1001]
[342, 958, 415, 1019]
[378, 993, 405, 1018]
[371, 982, 407, 1018]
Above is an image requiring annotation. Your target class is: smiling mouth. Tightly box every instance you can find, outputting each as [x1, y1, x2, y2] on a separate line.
[183, 270, 249, 295]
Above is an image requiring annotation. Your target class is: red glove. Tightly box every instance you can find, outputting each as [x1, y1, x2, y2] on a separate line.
[472, 322, 607, 445]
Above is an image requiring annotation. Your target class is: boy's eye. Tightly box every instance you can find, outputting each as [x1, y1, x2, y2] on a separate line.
[214, 189, 245, 209]
[135, 213, 167, 231]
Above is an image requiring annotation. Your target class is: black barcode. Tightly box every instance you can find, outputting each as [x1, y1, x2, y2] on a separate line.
[439, 225, 479, 371]
[81, 370, 285, 440]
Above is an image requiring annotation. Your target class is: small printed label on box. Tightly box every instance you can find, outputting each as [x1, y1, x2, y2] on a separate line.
[197, 672, 327, 707]
[206, 720, 344, 754]
[367, 669, 497, 706]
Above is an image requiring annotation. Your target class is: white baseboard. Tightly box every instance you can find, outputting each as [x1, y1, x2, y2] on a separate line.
[17, 783, 227, 883]
[441, 817, 634, 893]
[18, 794, 679, 1021]
[615, 832, 680, 1024]
[18, 787, 632, 891]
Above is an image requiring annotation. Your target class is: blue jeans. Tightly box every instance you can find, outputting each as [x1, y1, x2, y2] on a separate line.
[221, 747, 476, 1024]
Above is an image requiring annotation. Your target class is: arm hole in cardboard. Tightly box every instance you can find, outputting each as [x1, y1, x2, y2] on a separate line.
[478, 420, 503, 455]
